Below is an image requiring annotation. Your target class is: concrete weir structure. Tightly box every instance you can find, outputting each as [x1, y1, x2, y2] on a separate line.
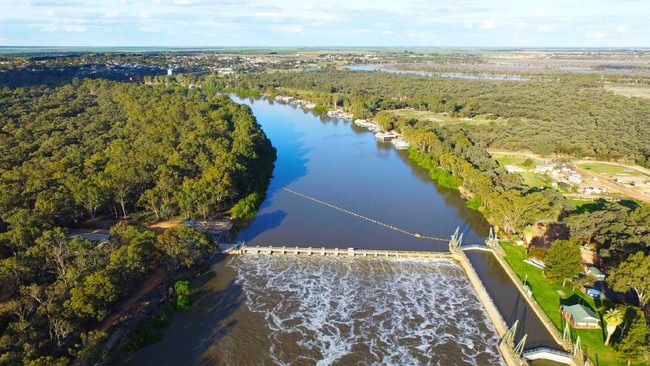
[225, 228, 579, 366]
[238, 245, 455, 259]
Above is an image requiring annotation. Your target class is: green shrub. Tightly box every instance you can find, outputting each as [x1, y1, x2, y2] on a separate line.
[125, 328, 163, 352]
[466, 195, 482, 210]
[176, 295, 191, 311]
[430, 169, 461, 189]
[313, 104, 328, 113]
[230, 193, 262, 219]
[152, 314, 170, 328]
[173, 281, 191, 298]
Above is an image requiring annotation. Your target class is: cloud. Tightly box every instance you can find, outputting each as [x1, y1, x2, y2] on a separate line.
[616, 25, 629, 33]
[40, 24, 58, 32]
[586, 31, 607, 39]
[272, 25, 303, 33]
[63, 25, 86, 32]
[141, 26, 160, 33]
[1, 0, 649, 47]
[10, 0, 86, 6]
[537, 24, 557, 32]
[104, 10, 122, 18]
[480, 21, 496, 30]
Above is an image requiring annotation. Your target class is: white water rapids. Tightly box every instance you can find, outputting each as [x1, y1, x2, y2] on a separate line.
[233, 255, 505, 366]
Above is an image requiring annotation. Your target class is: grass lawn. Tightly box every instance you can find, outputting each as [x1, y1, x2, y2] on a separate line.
[519, 172, 552, 188]
[386, 108, 497, 125]
[499, 242, 637, 366]
[495, 155, 541, 167]
[579, 163, 641, 177]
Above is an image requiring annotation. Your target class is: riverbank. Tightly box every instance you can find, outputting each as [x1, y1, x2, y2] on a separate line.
[121, 256, 271, 365]
[500, 242, 636, 366]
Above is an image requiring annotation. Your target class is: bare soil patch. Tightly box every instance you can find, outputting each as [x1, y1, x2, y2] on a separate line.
[605, 85, 650, 99]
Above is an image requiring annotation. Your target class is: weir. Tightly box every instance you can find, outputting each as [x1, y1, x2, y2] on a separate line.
[222, 226, 583, 366]
[236, 245, 454, 259]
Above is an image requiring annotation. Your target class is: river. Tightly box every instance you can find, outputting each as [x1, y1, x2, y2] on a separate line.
[122, 95, 557, 365]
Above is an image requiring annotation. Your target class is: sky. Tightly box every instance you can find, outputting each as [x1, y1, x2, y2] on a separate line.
[1, 0, 648, 48]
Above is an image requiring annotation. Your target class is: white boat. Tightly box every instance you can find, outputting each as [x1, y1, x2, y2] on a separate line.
[354, 119, 381, 132]
[391, 138, 410, 149]
[374, 131, 397, 141]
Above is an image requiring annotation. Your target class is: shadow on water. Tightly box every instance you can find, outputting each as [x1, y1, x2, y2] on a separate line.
[509, 292, 523, 325]
[237, 210, 288, 242]
[193, 279, 242, 351]
[121, 272, 244, 366]
[394, 149, 491, 240]
[467, 251, 557, 349]
[264, 144, 311, 195]
[232, 95, 311, 195]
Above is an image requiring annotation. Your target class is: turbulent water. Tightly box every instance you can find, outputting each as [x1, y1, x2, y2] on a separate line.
[233, 255, 504, 366]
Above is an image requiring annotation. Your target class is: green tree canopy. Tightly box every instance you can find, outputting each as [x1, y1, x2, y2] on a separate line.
[544, 238, 583, 287]
[608, 252, 650, 308]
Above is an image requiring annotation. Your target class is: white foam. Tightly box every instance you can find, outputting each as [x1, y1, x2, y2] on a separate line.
[233, 256, 504, 365]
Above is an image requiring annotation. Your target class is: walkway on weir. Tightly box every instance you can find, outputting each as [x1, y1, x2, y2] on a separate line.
[523, 347, 574, 364]
[234, 245, 455, 258]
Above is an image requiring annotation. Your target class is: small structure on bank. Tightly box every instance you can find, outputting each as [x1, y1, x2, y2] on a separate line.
[560, 304, 600, 329]
[586, 266, 606, 281]
[184, 219, 233, 242]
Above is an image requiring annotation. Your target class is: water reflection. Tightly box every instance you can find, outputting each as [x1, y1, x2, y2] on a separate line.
[237, 94, 553, 347]
[237, 210, 288, 242]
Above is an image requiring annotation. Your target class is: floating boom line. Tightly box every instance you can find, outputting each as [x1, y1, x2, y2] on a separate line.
[281, 187, 449, 242]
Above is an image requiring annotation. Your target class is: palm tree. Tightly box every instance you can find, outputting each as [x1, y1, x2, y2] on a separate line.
[603, 308, 624, 346]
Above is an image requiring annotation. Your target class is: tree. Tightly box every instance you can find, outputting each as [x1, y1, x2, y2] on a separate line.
[108, 228, 156, 285]
[373, 111, 394, 131]
[614, 306, 649, 365]
[485, 190, 554, 235]
[608, 251, 650, 309]
[155, 225, 216, 270]
[69, 269, 120, 321]
[28, 228, 71, 282]
[544, 238, 583, 287]
[603, 308, 624, 346]
[174, 280, 192, 310]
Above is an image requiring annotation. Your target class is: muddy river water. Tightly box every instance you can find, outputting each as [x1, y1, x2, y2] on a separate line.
[123, 95, 556, 365]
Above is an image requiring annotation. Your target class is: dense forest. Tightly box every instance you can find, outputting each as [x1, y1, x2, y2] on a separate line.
[223, 70, 650, 165]
[0, 79, 275, 364]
